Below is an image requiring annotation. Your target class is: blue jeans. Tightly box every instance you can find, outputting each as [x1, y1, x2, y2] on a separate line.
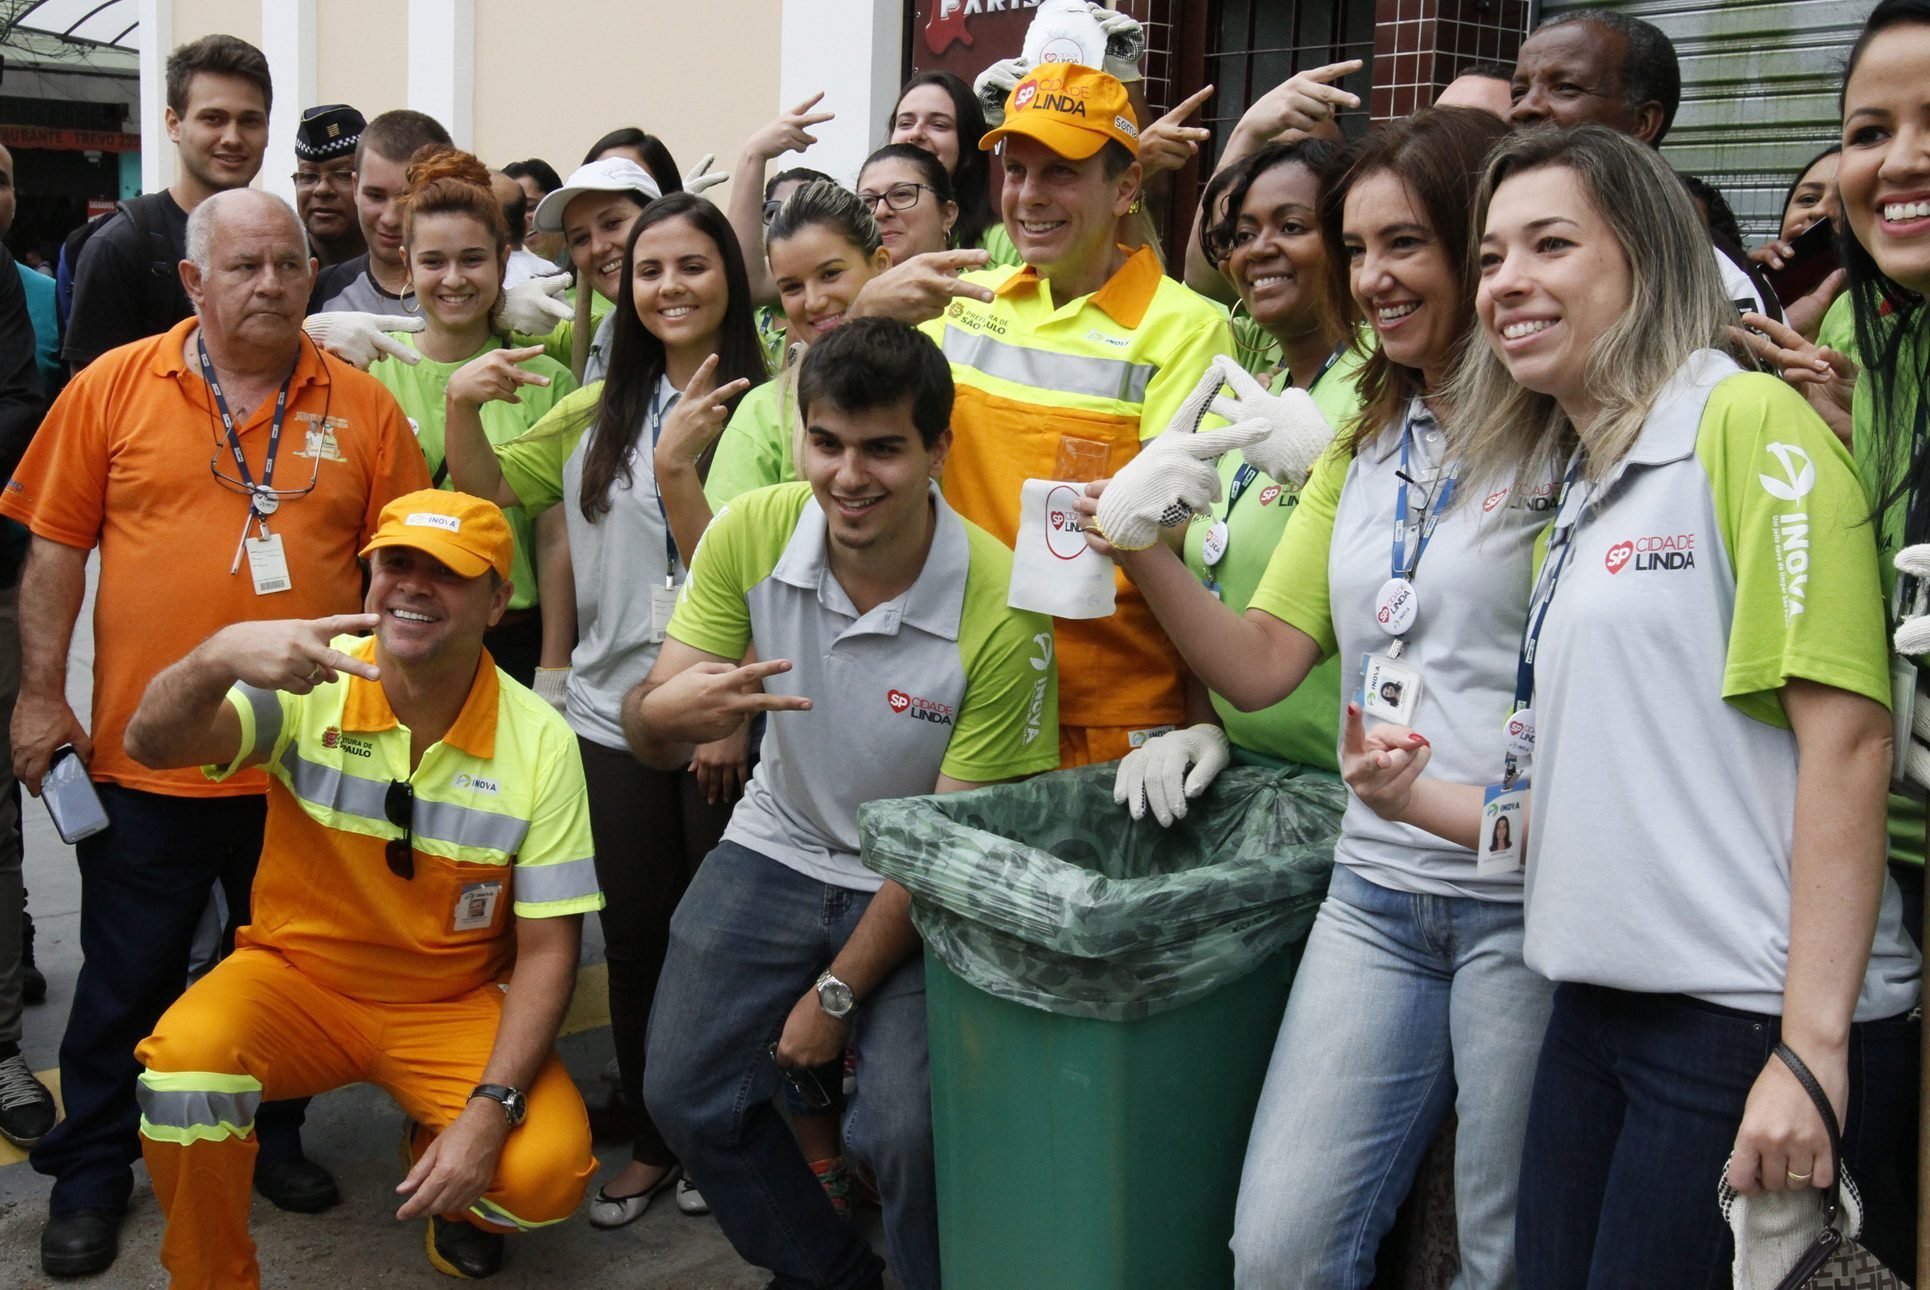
[1516, 983, 1920, 1288]
[31, 785, 308, 1213]
[1230, 864, 1552, 1289]
[644, 841, 937, 1290]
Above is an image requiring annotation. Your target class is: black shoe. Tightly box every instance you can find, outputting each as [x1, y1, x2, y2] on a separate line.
[253, 1153, 341, 1213]
[427, 1215, 505, 1279]
[40, 1208, 121, 1278]
[0, 1047, 56, 1146]
[20, 908, 45, 1005]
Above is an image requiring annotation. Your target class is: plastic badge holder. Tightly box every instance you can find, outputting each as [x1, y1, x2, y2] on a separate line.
[41, 745, 108, 844]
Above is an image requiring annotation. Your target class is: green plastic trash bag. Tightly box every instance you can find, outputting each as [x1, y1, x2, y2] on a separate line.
[860, 762, 1344, 1022]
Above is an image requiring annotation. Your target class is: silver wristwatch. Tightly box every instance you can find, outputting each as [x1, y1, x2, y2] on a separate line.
[815, 970, 855, 1019]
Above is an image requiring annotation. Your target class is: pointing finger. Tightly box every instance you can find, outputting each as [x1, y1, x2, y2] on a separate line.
[1157, 84, 1216, 124]
[1303, 59, 1364, 85]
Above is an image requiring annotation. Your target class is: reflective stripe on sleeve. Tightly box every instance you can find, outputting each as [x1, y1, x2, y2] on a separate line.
[279, 742, 389, 823]
[940, 325, 1157, 404]
[511, 854, 599, 905]
[414, 798, 530, 854]
[235, 683, 283, 756]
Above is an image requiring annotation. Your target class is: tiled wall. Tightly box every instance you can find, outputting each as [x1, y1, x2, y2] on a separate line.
[1371, 0, 1531, 119]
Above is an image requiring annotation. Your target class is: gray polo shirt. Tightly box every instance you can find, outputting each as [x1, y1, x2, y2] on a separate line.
[1522, 351, 1918, 1019]
[1250, 401, 1558, 899]
[669, 481, 1060, 891]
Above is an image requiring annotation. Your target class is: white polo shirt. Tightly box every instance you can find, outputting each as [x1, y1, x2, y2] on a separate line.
[1250, 402, 1559, 899]
[1523, 350, 1919, 1020]
[668, 481, 1061, 891]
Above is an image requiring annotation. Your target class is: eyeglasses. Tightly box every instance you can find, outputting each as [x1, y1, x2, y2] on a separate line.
[766, 1044, 833, 1110]
[384, 781, 415, 879]
[856, 183, 936, 214]
[292, 170, 356, 193]
[209, 441, 322, 510]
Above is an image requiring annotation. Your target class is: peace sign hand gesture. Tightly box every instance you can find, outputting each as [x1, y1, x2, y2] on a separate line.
[656, 354, 753, 475]
[445, 345, 553, 410]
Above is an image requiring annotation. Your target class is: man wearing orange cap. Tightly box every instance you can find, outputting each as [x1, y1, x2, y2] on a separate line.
[917, 63, 1232, 768]
[121, 489, 603, 1286]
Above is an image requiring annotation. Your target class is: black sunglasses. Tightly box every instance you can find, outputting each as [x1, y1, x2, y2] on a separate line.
[766, 1043, 832, 1110]
[384, 781, 415, 879]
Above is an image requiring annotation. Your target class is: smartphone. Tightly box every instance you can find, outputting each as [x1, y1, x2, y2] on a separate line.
[41, 745, 108, 844]
[1764, 219, 1840, 306]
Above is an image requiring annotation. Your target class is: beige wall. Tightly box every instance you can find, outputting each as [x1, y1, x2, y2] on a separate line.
[152, 1, 785, 211]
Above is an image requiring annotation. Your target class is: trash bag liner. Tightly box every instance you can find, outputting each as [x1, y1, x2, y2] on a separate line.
[861, 762, 1344, 1022]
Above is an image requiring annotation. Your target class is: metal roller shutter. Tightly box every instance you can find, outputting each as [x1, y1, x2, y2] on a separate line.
[1535, 0, 1862, 242]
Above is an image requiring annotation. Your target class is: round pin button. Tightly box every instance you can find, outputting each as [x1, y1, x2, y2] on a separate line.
[1504, 707, 1535, 759]
[251, 486, 280, 516]
[1201, 520, 1229, 567]
[1374, 576, 1418, 636]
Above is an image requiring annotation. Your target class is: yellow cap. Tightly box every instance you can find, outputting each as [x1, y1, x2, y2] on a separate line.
[359, 489, 513, 581]
[981, 63, 1140, 161]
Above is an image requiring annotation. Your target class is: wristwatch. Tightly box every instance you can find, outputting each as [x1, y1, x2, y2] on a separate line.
[468, 1083, 527, 1128]
[815, 970, 856, 1019]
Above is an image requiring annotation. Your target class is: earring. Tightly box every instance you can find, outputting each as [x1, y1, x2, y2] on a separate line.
[401, 290, 420, 316]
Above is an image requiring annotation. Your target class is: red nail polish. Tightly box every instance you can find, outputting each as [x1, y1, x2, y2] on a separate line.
[1410, 734, 1429, 746]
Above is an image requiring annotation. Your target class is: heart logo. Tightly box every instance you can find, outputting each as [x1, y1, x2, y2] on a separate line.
[1259, 485, 1281, 506]
[1050, 510, 1066, 530]
[1483, 487, 1510, 513]
[1605, 540, 1634, 574]
[887, 689, 911, 713]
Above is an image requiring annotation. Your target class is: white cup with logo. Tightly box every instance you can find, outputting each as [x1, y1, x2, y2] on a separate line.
[1009, 478, 1117, 620]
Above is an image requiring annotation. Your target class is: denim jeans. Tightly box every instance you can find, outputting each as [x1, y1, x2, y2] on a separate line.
[1516, 983, 1920, 1288]
[644, 840, 936, 1290]
[1230, 864, 1552, 1289]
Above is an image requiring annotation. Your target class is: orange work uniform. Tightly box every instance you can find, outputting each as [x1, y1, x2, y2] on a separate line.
[134, 637, 604, 1289]
[921, 246, 1233, 766]
[0, 318, 431, 796]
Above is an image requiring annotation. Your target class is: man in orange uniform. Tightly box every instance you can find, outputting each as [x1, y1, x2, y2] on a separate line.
[126, 490, 602, 1286]
[0, 187, 430, 1277]
[919, 63, 1233, 767]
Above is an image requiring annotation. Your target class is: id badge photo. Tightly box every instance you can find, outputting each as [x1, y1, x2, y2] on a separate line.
[1359, 653, 1422, 726]
[1478, 783, 1527, 877]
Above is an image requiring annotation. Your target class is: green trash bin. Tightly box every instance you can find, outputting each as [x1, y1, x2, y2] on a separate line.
[860, 763, 1344, 1290]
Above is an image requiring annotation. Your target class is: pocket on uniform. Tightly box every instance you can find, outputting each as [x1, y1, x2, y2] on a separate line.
[415, 853, 512, 944]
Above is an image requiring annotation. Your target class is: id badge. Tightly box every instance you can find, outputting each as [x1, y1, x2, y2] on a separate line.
[1359, 653, 1421, 726]
[1478, 782, 1528, 876]
[1891, 656, 1919, 790]
[649, 581, 679, 643]
[246, 533, 292, 595]
[452, 880, 502, 932]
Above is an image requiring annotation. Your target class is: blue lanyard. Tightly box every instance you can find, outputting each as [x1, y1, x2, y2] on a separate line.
[648, 381, 681, 579]
[1504, 460, 1585, 786]
[1391, 411, 1457, 582]
[199, 335, 294, 519]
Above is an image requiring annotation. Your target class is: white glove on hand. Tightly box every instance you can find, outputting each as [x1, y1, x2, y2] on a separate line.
[975, 57, 1029, 126]
[1092, 364, 1270, 551]
[681, 153, 730, 196]
[1114, 723, 1231, 827]
[304, 311, 426, 369]
[499, 274, 573, 335]
[1088, 3, 1147, 81]
[1207, 355, 1338, 489]
[532, 667, 570, 714]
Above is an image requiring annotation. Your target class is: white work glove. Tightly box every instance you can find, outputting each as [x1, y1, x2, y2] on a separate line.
[499, 273, 573, 335]
[1091, 365, 1271, 551]
[1088, 3, 1147, 81]
[975, 57, 1029, 127]
[304, 311, 426, 369]
[1893, 546, 1930, 790]
[681, 153, 729, 196]
[532, 667, 570, 714]
[1114, 723, 1231, 827]
[1206, 355, 1338, 489]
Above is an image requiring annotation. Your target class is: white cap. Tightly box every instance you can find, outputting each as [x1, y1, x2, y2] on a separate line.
[532, 158, 662, 233]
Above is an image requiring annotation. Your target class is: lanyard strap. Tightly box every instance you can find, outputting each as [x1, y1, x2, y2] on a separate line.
[199, 336, 294, 510]
[1391, 412, 1457, 581]
[1504, 461, 1585, 785]
[648, 382, 681, 578]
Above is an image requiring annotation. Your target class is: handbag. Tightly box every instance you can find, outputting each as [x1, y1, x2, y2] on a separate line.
[1718, 1041, 1863, 1290]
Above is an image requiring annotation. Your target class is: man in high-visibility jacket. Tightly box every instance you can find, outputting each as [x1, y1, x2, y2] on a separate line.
[919, 62, 1234, 768]
[124, 490, 602, 1287]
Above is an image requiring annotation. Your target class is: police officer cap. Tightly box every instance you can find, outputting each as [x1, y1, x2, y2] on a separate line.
[295, 105, 367, 161]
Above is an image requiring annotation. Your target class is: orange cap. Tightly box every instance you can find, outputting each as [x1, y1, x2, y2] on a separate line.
[981, 63, 1139, 161]
[359, 489, 514, 581]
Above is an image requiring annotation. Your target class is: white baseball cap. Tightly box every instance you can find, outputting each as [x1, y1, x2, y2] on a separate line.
[532, 158, 662, 233]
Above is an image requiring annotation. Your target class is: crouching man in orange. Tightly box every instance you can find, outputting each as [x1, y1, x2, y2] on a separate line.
[122, 489, 602, 1287]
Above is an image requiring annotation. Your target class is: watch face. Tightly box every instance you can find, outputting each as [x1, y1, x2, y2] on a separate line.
[819, 979, 855, 1016]
[504, 1089, 528, 1126]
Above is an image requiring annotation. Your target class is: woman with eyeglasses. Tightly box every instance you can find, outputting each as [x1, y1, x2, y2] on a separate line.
[856, 144, 959, 266]
[367, 146, 577, 685]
